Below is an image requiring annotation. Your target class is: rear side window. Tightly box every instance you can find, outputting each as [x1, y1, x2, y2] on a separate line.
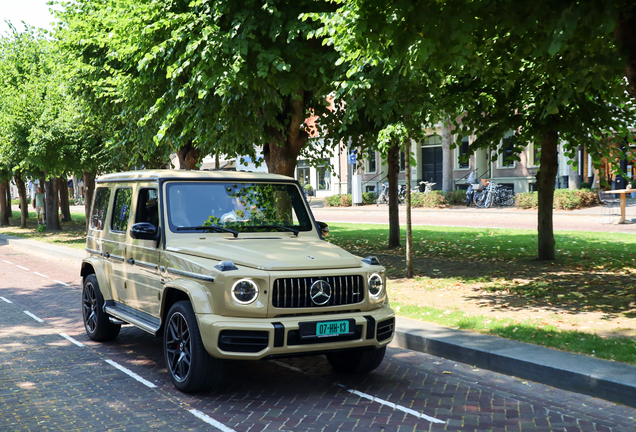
[111, 188, 133, 233]
[135, 188, 159, 227]
[90, 187, 111, 230]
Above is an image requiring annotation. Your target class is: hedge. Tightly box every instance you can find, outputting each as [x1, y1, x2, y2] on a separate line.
[516, 189, 600, 210]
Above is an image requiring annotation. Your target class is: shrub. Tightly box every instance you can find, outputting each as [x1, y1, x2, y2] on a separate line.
[324, 195, 342, 207]
[516, 189, 599, 210]
[444, 190, 466, 205]
[580, 182, 591, 189]
[339, 194, 352, 206]
[411, 191, 446, 208]
[362, 192, 377, 205]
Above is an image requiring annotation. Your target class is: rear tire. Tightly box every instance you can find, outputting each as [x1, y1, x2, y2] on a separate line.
[164, 301, 225, 392]
[473, 192, 486, 207]
[82, 274, 121, 341]
[326, 346, 386, 374]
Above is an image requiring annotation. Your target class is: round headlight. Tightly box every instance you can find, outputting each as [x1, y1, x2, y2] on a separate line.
[368, 273, 383, 298]
[231, 279, 259, 304]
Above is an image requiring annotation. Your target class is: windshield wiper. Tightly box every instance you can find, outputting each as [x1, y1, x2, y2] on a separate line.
[247, 224, 299, 236]
[176, 226, 239, 238]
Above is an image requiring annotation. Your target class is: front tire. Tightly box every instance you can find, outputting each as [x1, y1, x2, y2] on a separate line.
[82, 274, 121, 341]
[326, 346, 386, 374]
[164, 301, 224, 393]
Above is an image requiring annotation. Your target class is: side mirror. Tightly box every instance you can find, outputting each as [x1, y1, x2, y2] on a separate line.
[316, 221, 329, 237]
[130, 222, 159, 241]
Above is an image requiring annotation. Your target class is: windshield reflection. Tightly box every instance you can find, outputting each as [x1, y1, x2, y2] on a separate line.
[166, 182, 312, 234]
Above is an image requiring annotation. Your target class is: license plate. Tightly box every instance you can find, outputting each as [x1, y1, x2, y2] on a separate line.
[316, 320, 349, 336]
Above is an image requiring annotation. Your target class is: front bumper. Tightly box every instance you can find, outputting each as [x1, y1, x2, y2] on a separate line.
[197, 306, 395, 360]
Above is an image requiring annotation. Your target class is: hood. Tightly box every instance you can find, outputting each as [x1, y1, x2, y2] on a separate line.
[165, 237, 362, 271]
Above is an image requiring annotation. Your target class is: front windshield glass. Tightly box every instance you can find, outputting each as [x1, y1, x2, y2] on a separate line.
[166, 181, 313, 234]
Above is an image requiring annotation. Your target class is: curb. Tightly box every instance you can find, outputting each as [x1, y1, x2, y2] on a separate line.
[393, 317, 636, 408]
[0, 234, 86, 263]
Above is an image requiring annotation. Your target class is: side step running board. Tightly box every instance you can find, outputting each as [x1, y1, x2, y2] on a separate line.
[104, 301, 161, 336]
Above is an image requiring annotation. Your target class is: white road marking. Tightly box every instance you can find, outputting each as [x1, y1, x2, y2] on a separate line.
[340, 385, 446, 424]
[59, 332, 85, 347]
[104, 359, 157, 388]
[16, 265, 30, 271]
[2, 260, 13, 264]
[34, 272, 49, 278]
[24, 311, 44, 323]
[54, 280, 70, 287]
[189, 409, 237, 432]
[1, 296, 12, 303]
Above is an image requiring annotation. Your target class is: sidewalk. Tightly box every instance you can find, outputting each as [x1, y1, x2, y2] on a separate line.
[2, 233, 636, 408]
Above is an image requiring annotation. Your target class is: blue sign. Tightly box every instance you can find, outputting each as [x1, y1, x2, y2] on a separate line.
[348, 151, 357, 165]
[120, 204, 128, 221]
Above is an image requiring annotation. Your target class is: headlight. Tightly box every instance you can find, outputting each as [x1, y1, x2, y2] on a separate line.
[368, 273, 383, 299]
[231, 278, 259, 305]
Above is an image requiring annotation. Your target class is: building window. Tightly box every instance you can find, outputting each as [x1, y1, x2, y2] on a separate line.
[297, 160, 310, 188]
[367, 151, 377, 173]
[317, 159, 331, 190]
[500, 136, 516, 168]
[458, 137, 470, 169]
[400, 151, 406, 171]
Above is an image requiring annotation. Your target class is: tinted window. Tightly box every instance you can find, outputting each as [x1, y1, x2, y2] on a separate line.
[166, 181, 312, 234]
[135, 188, 159, 227]
[90, 187, 111, 230]
[111, 188, 132, 233]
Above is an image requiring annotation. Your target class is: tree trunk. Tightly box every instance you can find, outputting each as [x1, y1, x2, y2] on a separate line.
[404, 137, 413, 278]
[441, 118, 454, 192]
[536, 127, 559, 260]
[5, 184, 12, 218]
[58, 176, 72, 222]
[177, 141, 202, 170]
[14, 172, 28, 228]
[568, 159, 580, 189]
[43, 176, 62, 231]
[215, 153, 220, 170]
[387, 139, 401, 249]
[616, 5, 636, 101]
[263, 89, 309, 177]
[83, 172, 96, 232]
[0, 182, 8, 226]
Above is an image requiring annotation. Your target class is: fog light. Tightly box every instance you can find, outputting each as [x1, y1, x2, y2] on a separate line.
[232, 279, 259, 304]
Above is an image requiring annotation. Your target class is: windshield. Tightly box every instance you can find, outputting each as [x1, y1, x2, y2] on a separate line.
[166, 181, 313, 234]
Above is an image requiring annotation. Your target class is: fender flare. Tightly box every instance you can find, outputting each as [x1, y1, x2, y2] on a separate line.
[80, 258, 114, 301]
[162, 279, 213, 315]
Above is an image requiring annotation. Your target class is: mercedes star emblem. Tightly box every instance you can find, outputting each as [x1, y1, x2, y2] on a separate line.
[309, 280, 332, 306]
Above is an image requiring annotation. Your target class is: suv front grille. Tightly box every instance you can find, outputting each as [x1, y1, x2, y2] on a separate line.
[272, 276, 364, 308]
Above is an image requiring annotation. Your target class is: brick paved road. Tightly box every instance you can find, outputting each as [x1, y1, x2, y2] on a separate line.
[1, 246, 636, 431]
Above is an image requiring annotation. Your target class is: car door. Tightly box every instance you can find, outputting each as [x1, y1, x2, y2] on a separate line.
[106, 186, 133, 305]
[126, 184, 162, 316]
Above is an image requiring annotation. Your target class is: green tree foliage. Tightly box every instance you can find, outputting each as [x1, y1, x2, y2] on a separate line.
[55, 0, 344, 175]
[316, 0, 636, 261]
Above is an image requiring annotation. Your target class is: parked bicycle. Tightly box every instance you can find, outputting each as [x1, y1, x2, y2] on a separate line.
[303, 189, 312, 203]
[420, 181, 436, 193]
[473, 181, 515, 208]
[376, 183, 389, 206]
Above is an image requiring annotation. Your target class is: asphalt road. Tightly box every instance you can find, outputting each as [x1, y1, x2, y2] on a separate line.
[1, 247, 636, 431]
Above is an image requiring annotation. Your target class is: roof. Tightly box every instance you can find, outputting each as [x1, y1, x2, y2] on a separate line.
[95, 169, 294, 183]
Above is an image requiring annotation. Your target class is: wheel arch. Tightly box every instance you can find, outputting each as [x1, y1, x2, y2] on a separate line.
[161, 279, 213, 321]
[80, 258, 114, 301]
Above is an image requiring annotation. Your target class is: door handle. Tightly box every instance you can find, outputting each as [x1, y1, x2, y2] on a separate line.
[127, 258, 135, 265]
[104, 252, 110, 259]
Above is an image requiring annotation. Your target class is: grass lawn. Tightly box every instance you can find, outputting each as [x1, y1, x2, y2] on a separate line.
[0, 210, 87, 250]
[325, 222, 636, 365]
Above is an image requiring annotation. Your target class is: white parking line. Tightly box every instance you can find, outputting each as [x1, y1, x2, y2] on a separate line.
[104, 359, 157, 388]
[341, 385, 446, 424]
[2, 260, 13, 264]
[24, 311, 44, 323]
[0, 296, 12, 303]
[16, 265, 30, 271]
[54, 280, 70, 287]
[59, 332, 85, 347]
[189, 409, 237, 432]
[34, 272, 49, 278]
[271, 360, 305, 374]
